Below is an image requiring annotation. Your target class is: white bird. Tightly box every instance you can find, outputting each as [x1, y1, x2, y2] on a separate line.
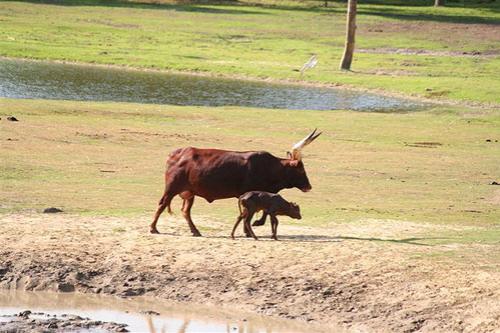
[300, 54, 318, 77]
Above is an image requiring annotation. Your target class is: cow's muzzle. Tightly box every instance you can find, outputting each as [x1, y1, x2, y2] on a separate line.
[301, 186, 312, 193]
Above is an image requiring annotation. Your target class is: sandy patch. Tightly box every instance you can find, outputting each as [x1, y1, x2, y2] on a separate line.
[488, 189, 500, 205]
[0, 213, 498, 332]
[364, 21, 500, 45]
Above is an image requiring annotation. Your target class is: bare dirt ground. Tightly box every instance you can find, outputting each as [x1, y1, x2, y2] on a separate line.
[364, 21, 500, 47]
[0, 213, 499, 332]
[356, 48, 500, 57]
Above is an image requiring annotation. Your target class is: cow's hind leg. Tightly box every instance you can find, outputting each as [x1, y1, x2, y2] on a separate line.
[151, 192, 174, 234]
[151, 169, 183, 234]
[181, 192, 202, 237]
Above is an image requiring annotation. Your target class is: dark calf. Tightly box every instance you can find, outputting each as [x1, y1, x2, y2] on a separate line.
[231, 191, 301, 240]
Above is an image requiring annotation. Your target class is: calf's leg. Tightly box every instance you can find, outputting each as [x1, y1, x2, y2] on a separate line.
[244, 221, 253, 237]
[231, 214, 245, 239]
[244, 213, 258, 240]
[270, 215, 279, 240]
[252, 211, 268, 226]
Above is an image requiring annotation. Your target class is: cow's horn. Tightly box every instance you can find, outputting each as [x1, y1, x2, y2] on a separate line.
[290, 128, 322, 160]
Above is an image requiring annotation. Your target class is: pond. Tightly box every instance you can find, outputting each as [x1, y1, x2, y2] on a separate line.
[0, 290, 335, 333]
[0, 58, 425, 111]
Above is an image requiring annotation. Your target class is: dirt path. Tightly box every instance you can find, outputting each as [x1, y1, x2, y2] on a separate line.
[0, 213, 498, 332]
[357, 48, 500, 58]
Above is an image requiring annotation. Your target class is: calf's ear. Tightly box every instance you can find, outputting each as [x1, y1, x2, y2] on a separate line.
[286, 151, 292, 159]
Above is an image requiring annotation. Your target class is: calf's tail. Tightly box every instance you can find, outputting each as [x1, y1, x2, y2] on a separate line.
[238, 198, 246, 216]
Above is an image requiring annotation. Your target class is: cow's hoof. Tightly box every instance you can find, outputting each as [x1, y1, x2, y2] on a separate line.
[192, 231, 202, 237]
[150, 228, 160, 234]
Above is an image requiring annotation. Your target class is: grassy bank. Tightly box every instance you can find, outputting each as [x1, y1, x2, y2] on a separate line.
[1, 98, 499, 244]
[1, 0, 499, 104]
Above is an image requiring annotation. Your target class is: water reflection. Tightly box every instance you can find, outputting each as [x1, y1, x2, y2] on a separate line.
[0, 290, 335, 333]
[0, 58, 425, 111]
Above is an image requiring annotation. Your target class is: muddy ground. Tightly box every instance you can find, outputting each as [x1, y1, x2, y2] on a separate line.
[0, 310, 128, 332]
[0, 213, 498, 332]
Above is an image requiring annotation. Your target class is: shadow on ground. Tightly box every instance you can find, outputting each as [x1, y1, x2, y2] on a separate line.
[277, 234, 449, 245]
[5, 0, 271, 15]
[359, 6, 500, 25]
[195, 233, 449, 245]
[7, 0, 500, 24]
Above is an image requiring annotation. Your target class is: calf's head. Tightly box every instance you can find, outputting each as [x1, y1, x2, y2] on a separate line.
[288, 202, 302, 220]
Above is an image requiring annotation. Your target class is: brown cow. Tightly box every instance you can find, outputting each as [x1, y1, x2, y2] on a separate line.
[151, 129, 321, 236]
[231, 191, 301, 240]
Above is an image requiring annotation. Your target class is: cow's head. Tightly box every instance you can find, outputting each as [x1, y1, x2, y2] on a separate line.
[283, 129, 321, 192]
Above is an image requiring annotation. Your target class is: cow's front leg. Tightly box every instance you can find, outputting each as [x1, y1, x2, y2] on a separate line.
[181, 193, 202, 237]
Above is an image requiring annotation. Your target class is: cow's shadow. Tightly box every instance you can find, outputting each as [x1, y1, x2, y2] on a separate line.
[151, 229, 447, 246]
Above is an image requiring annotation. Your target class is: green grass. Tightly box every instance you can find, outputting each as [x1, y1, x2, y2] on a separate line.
[0, 0, 499, 103]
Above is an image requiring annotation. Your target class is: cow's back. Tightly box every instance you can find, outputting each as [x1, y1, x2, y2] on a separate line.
[167, 147, 269, 201]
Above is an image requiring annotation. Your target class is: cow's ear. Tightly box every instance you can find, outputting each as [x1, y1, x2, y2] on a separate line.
[286, 151, 292, 159]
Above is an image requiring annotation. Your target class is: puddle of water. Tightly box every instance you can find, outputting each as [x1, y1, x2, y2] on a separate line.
[0, 290, 335, 333]
[0, 58, 426, 111]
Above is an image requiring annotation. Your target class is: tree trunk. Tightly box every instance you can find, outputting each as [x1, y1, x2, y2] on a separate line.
[340, 0, 357, 70]
[435, 0, 445, 6]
